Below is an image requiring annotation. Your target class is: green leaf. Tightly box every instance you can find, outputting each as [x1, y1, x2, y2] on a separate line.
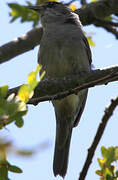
[101, 146, 108, 159]
[0, 86, 8, 99]
[106, 174, 113, 180]
[8, 3, 40, 27]
[0, 93, 27, 129]
[17, 150, 34, 156]
[96, 170, 103, 176]
[8, 165, 22, 173]
[15, 117, 24, 128]
[106, 147, 115, 165]
[114, 147, 118, 160]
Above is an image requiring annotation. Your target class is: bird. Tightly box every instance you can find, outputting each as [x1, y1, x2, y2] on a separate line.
[27, 2, 92, 178]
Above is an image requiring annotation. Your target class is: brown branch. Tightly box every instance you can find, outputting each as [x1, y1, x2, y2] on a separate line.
[1, 0, 118, 63]
[0, 26, 43, 64]
[94, 17, 118, 39]
[76, 0, 118, 25]
[7, 65, 118, 105]
[79, 96, 118, 180]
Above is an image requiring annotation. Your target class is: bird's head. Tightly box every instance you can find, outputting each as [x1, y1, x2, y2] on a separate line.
[27, 2, 80, 27]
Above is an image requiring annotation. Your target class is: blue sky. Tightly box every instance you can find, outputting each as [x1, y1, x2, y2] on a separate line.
[1, 0, 118, 180]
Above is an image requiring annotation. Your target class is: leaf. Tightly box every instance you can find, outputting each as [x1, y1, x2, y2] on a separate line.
[8, 165, 22, 173]
[17, 150, 34, 156]
[90, 0, 98, 2]
[114, 147, 118, 160]
[0, 92, 27, 129]
[97, 158, 105, 168]
[69, 4, 77, 11]
[96, 170, 103, 176]
[101, 146, 108, 159]
[18, 84, 33, 103]
[40, 71, 46, 80]
[27, 72, 38, 89]
[0, 86, 8, 99]
[8, 3, 40, 27]
[15, 117, 24, 128]
[18, 64, 41, 103]
[87, 36, 96, 47]
[106, 147, 115, 165]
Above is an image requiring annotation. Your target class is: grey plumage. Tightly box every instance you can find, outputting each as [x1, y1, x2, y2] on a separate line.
[27, 2, 92, 178]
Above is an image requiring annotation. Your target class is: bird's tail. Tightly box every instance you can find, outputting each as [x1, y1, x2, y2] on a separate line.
[53, 122, 72, 178]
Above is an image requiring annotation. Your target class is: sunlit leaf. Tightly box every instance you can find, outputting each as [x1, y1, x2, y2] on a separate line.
[40, 71, 46, 80]
[69, 4, 77, 11]
[18, 84, 33, 103]
[91, 0, 98, 2]
[97, 158, 105, 168]
[87, 36, 96, 47]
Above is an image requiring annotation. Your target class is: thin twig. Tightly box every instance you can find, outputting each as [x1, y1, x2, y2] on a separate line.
[79, 96, 118, 180]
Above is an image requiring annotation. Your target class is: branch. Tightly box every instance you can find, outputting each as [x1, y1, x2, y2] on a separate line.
[0, 27, 43, 64]
[79, 96, 118, 180]
[76, 0, 118, 25]
[7, 65, 118, 105]
[94, 17, 118, 39]
[1, 0, 118, 63]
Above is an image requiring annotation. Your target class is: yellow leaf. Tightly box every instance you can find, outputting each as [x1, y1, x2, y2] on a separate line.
[87, 36, 96, 47]
[40, 70, 46, 80]
[18, 85, 32, 103]
[91, 0, 98, 2]
[69, 4, 77, 11]
[27, 72, 36, 84]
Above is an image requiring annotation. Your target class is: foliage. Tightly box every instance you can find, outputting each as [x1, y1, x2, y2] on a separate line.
[0, 64, 45, 179]
[8, 2, 40, 27]
[0, 86, 27, 129]
[0, 145, 22, 180]
[18, 64, 45, 103]
[87, 36, 96, 47]
[96, 146, 118, 180]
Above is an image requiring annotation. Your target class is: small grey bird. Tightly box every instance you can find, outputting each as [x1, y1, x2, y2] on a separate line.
[27, 2, 92, 178]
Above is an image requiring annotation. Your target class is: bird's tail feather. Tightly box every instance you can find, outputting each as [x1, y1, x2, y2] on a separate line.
[53, 128, 72, 178]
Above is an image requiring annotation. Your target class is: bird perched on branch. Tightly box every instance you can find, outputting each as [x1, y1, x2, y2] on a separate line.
[27, 2, 92, 178]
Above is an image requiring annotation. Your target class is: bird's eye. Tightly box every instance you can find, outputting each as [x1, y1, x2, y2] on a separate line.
[46, 2, 59, 8]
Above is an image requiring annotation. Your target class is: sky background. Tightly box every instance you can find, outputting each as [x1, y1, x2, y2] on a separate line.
[0, 0, 118, 180]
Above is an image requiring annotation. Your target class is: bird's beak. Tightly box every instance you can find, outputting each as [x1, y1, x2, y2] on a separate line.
[27, 5, 43, 12]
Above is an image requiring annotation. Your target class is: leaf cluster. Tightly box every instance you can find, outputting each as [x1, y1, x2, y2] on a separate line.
[96, 146, 118, 180]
